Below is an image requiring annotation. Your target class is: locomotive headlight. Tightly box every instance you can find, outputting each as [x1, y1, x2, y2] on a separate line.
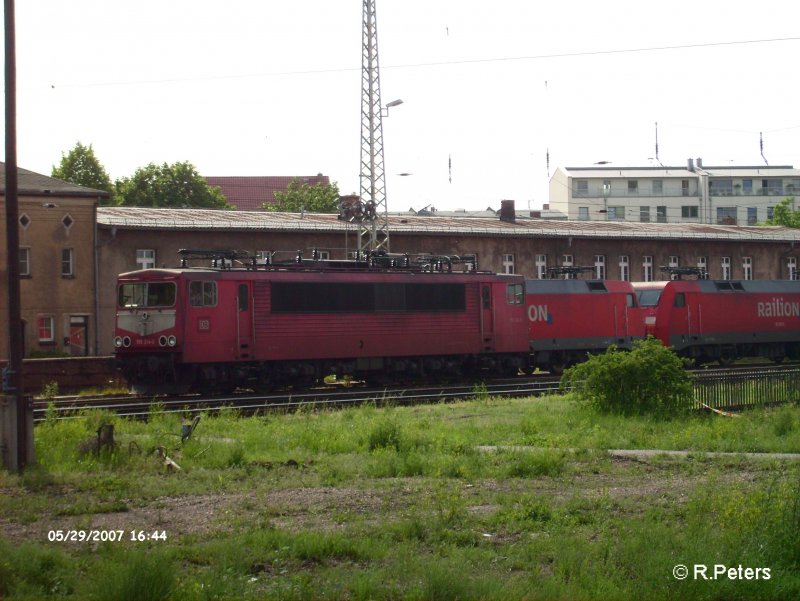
[114, 336, 123, 348]
[159, 336, 168, 347]
[167, 335, 177, 347]
[122, 336, 132, 348]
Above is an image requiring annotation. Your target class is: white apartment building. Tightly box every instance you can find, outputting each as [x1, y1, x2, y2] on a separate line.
[549, 160, 800, 225]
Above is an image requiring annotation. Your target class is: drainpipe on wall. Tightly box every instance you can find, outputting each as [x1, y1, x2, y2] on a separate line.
[93, 200, 99, 356]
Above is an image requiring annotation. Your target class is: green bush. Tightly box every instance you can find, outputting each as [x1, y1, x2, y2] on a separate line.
[561, 337, 693, 417]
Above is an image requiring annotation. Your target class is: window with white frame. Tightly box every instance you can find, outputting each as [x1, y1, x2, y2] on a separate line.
[639, 206, 650, 222]
[20, 247, 31, 277]
[789, 257, 798, 280]
[668, 256, 679, 280]
[697, 256, 707, 278]
[61, 248, 74, 277]
[562, 255, 575, 279]
[594, 255, 606, 280]
[502, 254, 515, 275]
[38, 316, 55, 343]
[619, 255, 629, 281]
[535, 254, 547, 280]
[317, 250, 331, 260]
[721, 256, 731, 280]
[136, 249, 156, 269]
[578, 206, 589, 221]
[643, 256, 653, 282]
[742, 256, 753, 280]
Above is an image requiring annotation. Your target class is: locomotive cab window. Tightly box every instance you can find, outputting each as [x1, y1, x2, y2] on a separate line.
[190, 281, 217, 307]
[674, 293, 686, 308]
[637, 289, 662, 306]
[506, 283, 523, 304]
[118, 282, 176, 308]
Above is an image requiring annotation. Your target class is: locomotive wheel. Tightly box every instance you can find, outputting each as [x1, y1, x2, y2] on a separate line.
[718, 352, 736, 367]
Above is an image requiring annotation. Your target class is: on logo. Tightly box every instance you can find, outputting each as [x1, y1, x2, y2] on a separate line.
[528, 304, 552, 324]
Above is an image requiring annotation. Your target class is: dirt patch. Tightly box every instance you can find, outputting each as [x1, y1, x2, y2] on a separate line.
[0, 461, 771, 547]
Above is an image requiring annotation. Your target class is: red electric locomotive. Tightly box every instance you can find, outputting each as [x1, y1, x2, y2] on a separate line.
[114, 251, 530, 393]
[632, 279, 800, 364]
[525, 279, 645, 371]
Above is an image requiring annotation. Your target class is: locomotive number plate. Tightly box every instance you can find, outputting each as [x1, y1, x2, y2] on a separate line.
[198, 318, 211, 331]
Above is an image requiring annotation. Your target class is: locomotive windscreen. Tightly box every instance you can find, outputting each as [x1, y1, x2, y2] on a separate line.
[118, 282, 176, 308]
[271, 282, 466, 313]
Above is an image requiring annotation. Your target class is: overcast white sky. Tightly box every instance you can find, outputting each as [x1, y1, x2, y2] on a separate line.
[6, 0, 800, 211]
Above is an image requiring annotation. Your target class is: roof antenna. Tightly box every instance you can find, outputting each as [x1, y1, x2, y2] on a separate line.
[545, 80, 550, 178]
[760, 132, 769, 166]
[654, 121, 663, 166]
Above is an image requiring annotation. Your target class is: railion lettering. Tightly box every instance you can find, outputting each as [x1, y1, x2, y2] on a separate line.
[757, 297, 800, 318]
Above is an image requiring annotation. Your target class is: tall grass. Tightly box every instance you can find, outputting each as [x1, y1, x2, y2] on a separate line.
[7, 395, 800, 600]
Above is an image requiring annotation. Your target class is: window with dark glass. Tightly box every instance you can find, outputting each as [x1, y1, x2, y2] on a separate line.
[506, 283, 523, 304]
[190, 281, 217, 307]
[271, 282, 466, 313]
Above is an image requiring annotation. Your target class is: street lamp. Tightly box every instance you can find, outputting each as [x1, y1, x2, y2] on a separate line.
[382, 98, 403, 117]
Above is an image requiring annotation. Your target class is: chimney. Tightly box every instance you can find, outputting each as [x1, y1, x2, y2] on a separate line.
[499, 199, 516, 223]
[687, 158, 695, 172]
[696, 157, 703, 169]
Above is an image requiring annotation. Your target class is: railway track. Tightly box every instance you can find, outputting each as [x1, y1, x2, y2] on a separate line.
[32, 377, 564, 422]
[33, 363, 799, 422]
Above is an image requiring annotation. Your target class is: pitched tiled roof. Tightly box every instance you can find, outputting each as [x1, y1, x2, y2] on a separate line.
[0, 162, 110, 198]
[205, 175, 331, 211]
[96, 207, 800, 242]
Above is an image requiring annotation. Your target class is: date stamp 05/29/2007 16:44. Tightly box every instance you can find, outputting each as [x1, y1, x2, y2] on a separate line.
[47, 530, 167, 543]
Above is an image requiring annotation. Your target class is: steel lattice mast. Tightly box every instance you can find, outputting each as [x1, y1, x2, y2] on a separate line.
[358, 0, 390, 252]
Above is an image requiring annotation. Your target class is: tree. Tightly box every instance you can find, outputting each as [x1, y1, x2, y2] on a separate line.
[265, 178, 341, 213]
[764, 196, 800, 228]
[52, 142, 114, 202]
[115, 162, 232, 209]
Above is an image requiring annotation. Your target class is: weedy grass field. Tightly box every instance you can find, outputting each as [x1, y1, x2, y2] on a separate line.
[1, 394, 799, 600]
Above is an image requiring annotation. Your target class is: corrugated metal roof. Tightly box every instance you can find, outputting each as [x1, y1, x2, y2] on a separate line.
[96, 207, 800, 242]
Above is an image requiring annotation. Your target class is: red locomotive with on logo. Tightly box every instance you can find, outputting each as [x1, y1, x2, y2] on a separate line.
[525, 279, 645, 372]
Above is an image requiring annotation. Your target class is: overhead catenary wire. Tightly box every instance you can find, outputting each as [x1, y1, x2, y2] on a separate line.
[42, 36, 800, 90]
